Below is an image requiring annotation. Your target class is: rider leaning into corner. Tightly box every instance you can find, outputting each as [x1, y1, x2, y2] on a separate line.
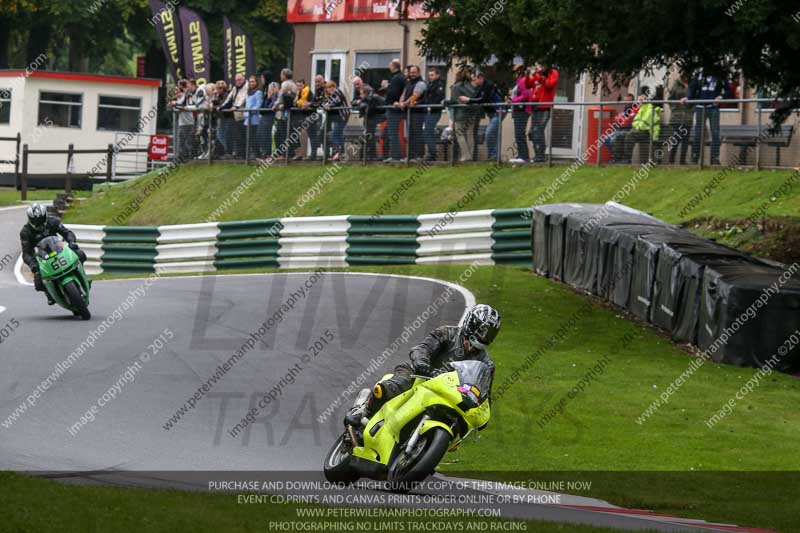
[20, 204, 87, 305]
[345, 304, 502, 426]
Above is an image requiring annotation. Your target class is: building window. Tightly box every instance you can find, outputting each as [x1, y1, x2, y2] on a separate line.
[0, 88, 11, 124]
[39, 92, 82, 128]
[354, 51, 399, 91]
[97, 96, 142, 132]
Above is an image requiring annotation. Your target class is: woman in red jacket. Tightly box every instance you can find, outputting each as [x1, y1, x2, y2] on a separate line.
[526, 63, 559, 162]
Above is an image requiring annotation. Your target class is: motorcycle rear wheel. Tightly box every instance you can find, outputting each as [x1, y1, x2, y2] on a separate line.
[323, 433, 359, 484]
[387, 427, 451, 492]
[64, 281, 91, 320]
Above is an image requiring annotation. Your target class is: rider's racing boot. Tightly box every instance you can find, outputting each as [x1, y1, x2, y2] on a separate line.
[343, 377, 403, 426]
[46, 293, 55, 305]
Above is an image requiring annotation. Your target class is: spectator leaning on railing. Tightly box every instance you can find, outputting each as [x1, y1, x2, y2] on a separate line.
[274, 71, 297, 158]
[171, 78, 195, 161]
[399, 65, 427, 161]
[683, 68, 730, 166]
[602, 94, 639, 163]
[625, 86, 663, 162]
[188, 79, 216, 160]
[384, 58, 406, 162]
[460, 69, 504, 160]
[509, 63, 533, 163]
[666, 77, 691, 165]
[449, 66, 477, 162]
[304, 75, 326, 161]
[526, 62, 559, 163]
[422, 68, 445, 162]
[220, 73, 248, 159]
[213, 80, 229, 156]
[259, 77, 278, 159]
[323, 81, 349, 161]
[244, 75, 263, 159]
[358, 85, 385, 161]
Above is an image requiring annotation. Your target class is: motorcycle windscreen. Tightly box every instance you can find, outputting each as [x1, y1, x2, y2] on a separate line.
[450, 360, 492, 402]
[35, 236, 64, 258]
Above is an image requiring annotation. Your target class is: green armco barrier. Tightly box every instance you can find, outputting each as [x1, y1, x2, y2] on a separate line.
[71, 208, 533, 275]
[217, 219, 283, 240]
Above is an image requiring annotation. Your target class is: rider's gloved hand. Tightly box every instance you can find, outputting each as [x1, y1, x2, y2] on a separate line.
[414, 361, 432, 376]
[68, 242, 80, 251]
[29, 263, 39, 274]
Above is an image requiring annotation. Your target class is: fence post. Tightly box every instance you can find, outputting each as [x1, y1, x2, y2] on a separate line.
[496, 107, 503, 165]
[698, 106, 706, 170]
[65, 143, 74, 195]
[405, 105, 412, 166]
[106, 144, 114, 182]
[547, 106, 553, 167]
[648, 106, 654, 162]
[14, 132, 21, 190]
[172, 110, 178, 164]
[362, 113, 369, 166]
[285, 110, 292, 165]
[755, 106, 762, 170]
[207, 110, 214, 165]
[21, 144, 28, 201]
[322, 109, 329, 166]
[596, 104, 603, 167]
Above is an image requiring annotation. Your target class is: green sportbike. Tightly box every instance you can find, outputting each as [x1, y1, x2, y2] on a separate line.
[36, 236, 92, 320]
[324, 360, 492, 488]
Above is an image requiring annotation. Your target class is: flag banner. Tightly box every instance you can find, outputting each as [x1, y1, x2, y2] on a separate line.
[179, 6, 211, 85]
[224, 17, 258, 84]
[149, 0, 184, 80]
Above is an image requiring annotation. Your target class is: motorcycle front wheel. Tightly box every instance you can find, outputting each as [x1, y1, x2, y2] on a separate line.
[323, 433, 359, 484]
[64, 280, 91, 320]
[387, 427, 451, 492]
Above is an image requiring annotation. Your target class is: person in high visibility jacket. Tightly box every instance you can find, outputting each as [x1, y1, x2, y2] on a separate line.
[623, 86, 664, 162]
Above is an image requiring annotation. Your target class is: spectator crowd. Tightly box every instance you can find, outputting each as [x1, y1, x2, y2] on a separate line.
[168, 59, 737, 167]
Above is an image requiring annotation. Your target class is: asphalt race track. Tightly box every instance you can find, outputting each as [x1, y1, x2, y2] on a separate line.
[0, 205, 773, 533]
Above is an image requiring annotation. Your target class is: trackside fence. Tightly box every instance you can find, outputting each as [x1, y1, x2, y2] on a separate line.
[68, 208, 531, 275]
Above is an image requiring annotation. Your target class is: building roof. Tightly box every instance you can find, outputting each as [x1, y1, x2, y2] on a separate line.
[0, 70, 162, 88]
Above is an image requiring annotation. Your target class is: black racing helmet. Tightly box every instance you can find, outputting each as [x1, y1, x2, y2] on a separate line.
[26, 204, 47, 231]
[462, 304, 502, 350]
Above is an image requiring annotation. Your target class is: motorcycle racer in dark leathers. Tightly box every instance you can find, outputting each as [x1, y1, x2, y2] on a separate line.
[345, 304, 501, 426]
[20, 204, 87, 305]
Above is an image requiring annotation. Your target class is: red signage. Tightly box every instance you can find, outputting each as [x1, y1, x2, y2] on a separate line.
[148, 135, 170, 161]
[287, 0, 431, 23]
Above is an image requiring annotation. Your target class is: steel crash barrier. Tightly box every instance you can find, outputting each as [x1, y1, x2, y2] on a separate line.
[69, 208, 532, 276]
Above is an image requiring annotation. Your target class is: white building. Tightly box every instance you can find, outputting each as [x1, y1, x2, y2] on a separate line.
[0, 70, 161, 183]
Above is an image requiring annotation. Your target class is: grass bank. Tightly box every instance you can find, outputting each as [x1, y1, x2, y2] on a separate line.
[63, 163, 800, 263]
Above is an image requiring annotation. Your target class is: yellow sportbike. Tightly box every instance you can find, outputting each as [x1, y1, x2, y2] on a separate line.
[324, 360, 492, 489]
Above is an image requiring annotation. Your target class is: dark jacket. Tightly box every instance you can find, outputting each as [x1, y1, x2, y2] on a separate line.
[385, 70, 406, 106]
[423, 78, 446, 109]
[325, 89, 350, 122]
[409, 325, 496, 391]
[688, 71, 730, 107]
[359, 93, 386, 119]
[20, 216, 77, 270]
[467, 79, 502, 115]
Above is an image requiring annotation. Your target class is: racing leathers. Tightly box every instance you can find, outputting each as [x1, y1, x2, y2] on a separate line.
[375, 325, 496, 406]
[20, 216, 86, 295]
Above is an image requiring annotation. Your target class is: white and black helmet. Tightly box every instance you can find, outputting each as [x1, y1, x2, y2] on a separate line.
[26, 203, 47, 231]
[462, 304, 502, 350]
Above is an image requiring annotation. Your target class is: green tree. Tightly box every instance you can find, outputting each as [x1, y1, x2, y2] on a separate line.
[406, 0, 800, 119]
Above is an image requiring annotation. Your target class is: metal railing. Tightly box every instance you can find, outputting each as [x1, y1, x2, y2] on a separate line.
[170, 98, 799, 170]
